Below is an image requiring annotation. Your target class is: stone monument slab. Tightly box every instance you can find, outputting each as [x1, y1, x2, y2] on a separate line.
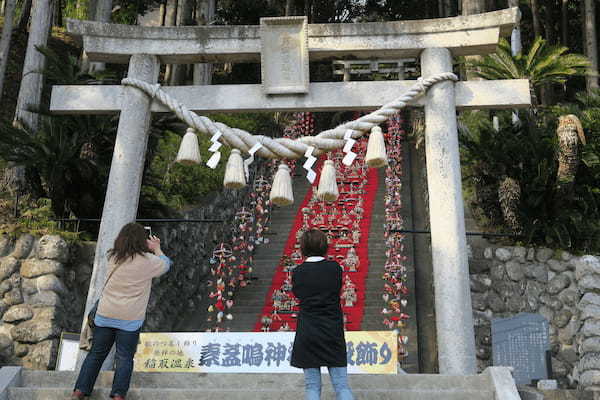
[260, 16, 309, 95]
[492, 313, 550, 384]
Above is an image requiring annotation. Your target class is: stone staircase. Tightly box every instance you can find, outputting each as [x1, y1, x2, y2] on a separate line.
[196, 168, 422, 372]
[0, 366, 521, 399]
[220, 173, 312, 332]
[361, 169, 420, 373]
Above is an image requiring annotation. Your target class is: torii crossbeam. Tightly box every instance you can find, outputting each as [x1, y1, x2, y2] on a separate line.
[49, 8, 530, 379]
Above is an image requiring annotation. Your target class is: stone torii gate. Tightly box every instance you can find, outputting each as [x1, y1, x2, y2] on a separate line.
[50, 8, 530, 376]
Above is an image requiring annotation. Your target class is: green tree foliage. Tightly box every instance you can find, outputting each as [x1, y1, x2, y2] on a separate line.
[143, 130, 229, 210]
[0, 197, 83, 241]
[141, 112, 282, 212]
[0, 114, 114, 218]
[461, 38, 599, 251]
[360, 0, 436, 21]
[216, 0, 279, 24]
[468, 37, 589, 104]
[469, 37, 588, 87]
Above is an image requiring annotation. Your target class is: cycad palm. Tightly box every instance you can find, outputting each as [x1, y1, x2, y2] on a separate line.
[469, 37, 589, 104]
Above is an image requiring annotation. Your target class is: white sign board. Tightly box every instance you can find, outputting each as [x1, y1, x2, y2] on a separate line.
[56, 333, 81, 371]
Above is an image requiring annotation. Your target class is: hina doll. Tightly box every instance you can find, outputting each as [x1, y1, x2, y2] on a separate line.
[344, 247, 360, 272]
[341, 276, 357, 307]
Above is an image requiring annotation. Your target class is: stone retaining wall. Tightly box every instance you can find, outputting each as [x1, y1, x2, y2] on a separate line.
[575, 255, 600, 391]
[144, 188, 251, 331]
[471, 246, 600, 391]
[0, 234, 94, 369]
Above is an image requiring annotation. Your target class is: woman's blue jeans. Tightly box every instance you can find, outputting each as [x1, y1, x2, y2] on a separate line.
[303, 367, 354, 400]
[74, 326, 140, 398]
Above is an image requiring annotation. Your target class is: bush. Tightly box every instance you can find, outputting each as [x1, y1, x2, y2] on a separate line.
[142, 130, 229, 210]
[459, 108, 600, 253]
[0, 196, 82, 241]
[142, 112, 283, 211]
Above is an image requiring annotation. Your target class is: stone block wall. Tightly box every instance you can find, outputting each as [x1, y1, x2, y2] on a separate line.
[0, 234, 94, 369]
[144, 188, 251, 331]
[470, 246, 600, 390]
[575, 255, 600, 391]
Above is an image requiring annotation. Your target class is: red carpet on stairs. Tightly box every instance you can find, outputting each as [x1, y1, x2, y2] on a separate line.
[254, 140, 378, 332]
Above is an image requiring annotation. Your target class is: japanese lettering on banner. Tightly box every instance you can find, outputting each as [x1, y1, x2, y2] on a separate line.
[134, 331, 397, 374]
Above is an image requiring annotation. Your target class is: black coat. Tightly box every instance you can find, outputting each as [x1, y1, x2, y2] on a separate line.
[290, 259, 347, 368]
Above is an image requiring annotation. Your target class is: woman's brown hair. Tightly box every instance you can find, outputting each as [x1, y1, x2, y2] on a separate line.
[107, 223, 150, 265]
[300, 229, 328, 257]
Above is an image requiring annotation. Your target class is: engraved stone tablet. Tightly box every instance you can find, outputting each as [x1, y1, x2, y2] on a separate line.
[492, 313, 550, 385]
[260, 16, 309, 95]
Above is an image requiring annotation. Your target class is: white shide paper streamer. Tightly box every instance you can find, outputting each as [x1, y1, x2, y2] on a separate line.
[342, 129, 358, 166]
[303, 146, 317, 184]
[206, 131, 223, 169]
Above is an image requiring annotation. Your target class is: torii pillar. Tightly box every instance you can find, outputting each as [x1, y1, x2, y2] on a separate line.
[422, 48, 476, 374]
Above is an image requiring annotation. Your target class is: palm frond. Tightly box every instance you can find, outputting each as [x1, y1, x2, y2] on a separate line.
[473, 35, 589, 90]
[524, 37, 546, 72]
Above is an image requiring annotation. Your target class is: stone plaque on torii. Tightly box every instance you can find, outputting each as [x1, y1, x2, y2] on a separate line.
[50, 8, 530, 377]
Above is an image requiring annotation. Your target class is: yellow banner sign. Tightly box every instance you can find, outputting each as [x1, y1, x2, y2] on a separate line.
[134, 331, 397, 374]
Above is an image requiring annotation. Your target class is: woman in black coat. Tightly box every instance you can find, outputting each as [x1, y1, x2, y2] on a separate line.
[291, 229, 354, 400]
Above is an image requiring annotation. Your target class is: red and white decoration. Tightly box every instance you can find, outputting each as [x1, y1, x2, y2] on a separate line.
[254, 140, 378, 332]
[381, 113, 410, 359]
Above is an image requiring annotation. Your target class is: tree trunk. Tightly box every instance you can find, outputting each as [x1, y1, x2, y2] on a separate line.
[193, 0, 214, 85]
[584, 0, 599, 92]
[561, 0, 568, 45]
[54, 0, 62, 27]
[285, 0, 293, 15]
[540, 0, 556, 104]
[87, 0, 97, 19]
[160, 0, 166, 25]
[440, 0, 457, 17]
[163, 0, 177, 83]
[462, 0, 487, 79]
[305, 0, 312, 22]
[0, 0, 17, 103]
[17, 0, 32, 31]
[75, 0, 81, 18]
[543, 0, 556, 44]
[462, 0, 485, 15]
[88, 0, 111, 73]
[170, 0, 194, 85]
[530, 0, 543, 39]
[11, 0, 54, 196]
[14, 0, 55, 131]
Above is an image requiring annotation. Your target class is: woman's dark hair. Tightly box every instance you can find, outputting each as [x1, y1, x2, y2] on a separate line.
[107, 223, 150, 265]
[300, 229, 328, 257]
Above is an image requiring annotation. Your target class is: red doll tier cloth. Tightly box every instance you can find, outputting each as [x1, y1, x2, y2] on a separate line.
[254, 141, 379, 332]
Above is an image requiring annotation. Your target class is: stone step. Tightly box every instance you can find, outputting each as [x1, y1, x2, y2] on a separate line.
[16, 370, 494, 392]
[8, 387, 494, 400]
[219, 175, 310, 332]
[4, 368, 518, 400]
